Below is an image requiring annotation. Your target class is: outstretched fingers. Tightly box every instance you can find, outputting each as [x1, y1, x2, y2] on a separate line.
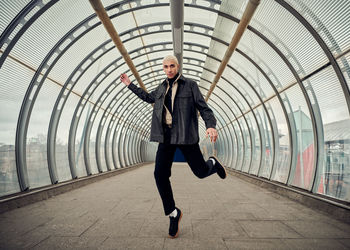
[206, 128, 218, 143]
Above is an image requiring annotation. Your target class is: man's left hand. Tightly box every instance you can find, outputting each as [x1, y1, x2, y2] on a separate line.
[206, 128, 218, 143]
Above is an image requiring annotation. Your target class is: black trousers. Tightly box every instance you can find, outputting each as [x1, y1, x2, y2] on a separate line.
[154, 127, 217, 215]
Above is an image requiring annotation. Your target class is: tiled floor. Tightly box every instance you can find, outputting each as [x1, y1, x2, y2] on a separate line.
[1, 163, 350, 249]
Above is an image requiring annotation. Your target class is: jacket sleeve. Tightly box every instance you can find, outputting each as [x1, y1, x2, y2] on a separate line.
[127, 83, 158, 104]
[191, 81, 217, 129]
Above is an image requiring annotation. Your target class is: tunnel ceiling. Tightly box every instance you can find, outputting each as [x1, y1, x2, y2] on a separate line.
[0, 0, 350, 203]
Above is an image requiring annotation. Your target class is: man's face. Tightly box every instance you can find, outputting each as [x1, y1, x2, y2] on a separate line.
[163, 59, 179, 79]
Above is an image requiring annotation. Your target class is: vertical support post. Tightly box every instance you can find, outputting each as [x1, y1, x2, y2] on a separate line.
[170, 0, 184, 72]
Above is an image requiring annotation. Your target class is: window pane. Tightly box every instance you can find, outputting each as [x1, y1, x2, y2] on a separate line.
[270, 97, 291, 183]
[309, 66, 350, 202]
[0, 59, 31, 195]
[285, 85, 315, 190]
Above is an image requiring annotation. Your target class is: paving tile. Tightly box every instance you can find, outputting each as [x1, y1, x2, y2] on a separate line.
[257, 203, 300, 213]
[138, 215, 193, 238]
[224, 239, 288, 250]
[0, 210, 54, 238]
[238, 220, 302, 238]
[318, 217, 350, 233]
[223, 203, 265, 213]
[99, 237, 164, 250]
[283, 239, 348, 250]
[284, 220, 350, 238]
[189, 202, 214, 220]
[0, 229, 49, 249]
[27, 213, 100, 237]
[218, 211, 256, 220]
[82, 218, 146, 237]
[164, 237, 227, 250]
[192, 219, 247, 239]
[253, 208, 298, 221]
[338, 239, 350, 248]
[32, 236, 107, 250]
[110, 198, 154, 218]
[291, 207, 339, 222]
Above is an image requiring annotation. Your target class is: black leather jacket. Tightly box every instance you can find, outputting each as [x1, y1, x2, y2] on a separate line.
[128, 75, 216, 144]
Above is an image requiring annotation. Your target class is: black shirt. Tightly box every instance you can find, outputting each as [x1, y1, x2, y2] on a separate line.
[164, 73, 179, 114]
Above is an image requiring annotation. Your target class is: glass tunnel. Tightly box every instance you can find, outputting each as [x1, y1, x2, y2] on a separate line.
[0, 0, 350, 207]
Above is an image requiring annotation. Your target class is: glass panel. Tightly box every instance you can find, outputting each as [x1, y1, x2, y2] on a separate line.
[100, 112, 113, 170]
[227, 124, 238, 168]
[56, 94, 80, 181]
[0, 59, 32, 196]
[89, 110, 103, 173]
[323, 137, 350, 202]
[124, 117, 135, 165]
[228, 52, 275, 101]
[285, 0, 350, 58]
[239, 117, 251, 173]
[220, 127, 230, 165]
[219, 105, 234, 166]
[105, 116, 117, 170]
[285, 85, 315, 190]
[255, 106, 273, 177]
[111, 120, 121, 169]
[199, 0, 236, 90]
[75, 105, 90, 177]
[9, 0, 108, 70]
[248, 112, 261, 175]
[0, 0, 30, 34]
[26, 78, 60, 188]
[200, 139, 209, 160]
[259, 105, 276, 179]
[129, 131, 136, 164]
[337, 53, 350, 91]
[186, 3, 219, 28]
[215, 111, 228, 162]
[252, 0, 328, 78]
[233, 121, 243, 170]
[55, 141, 70, 182]
[0, 145, 19, 196]
[200, 54, 220, 91]
[269, 97, 290, 183]
[240, 31, 295, 90]
[308, 66, 350, 202]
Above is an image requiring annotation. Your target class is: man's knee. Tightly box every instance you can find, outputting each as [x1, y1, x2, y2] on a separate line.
[154, 167, 171, 181]
[154, 169, 160, 180]
[193, 171, 207, 179]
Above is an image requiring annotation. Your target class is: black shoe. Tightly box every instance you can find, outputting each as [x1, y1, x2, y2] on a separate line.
[168, 208, 182, 238]
[210, 156, 227, 179]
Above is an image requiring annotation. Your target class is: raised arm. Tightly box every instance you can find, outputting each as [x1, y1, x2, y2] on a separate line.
[120, 73, 157, 104]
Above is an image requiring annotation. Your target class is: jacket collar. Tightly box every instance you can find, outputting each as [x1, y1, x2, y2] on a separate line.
[162, 73, 185, 86]
[177, 74, 186, 84]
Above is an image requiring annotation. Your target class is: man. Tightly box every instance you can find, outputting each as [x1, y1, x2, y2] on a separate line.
[120, 55, 226, 238]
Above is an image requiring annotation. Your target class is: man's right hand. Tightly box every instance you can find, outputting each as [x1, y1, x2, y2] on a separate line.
[120, 73, 131, 86]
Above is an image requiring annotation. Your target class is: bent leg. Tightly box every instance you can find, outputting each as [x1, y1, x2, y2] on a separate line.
[154, 143, 177, 215]
[179, 144, 217, 179]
